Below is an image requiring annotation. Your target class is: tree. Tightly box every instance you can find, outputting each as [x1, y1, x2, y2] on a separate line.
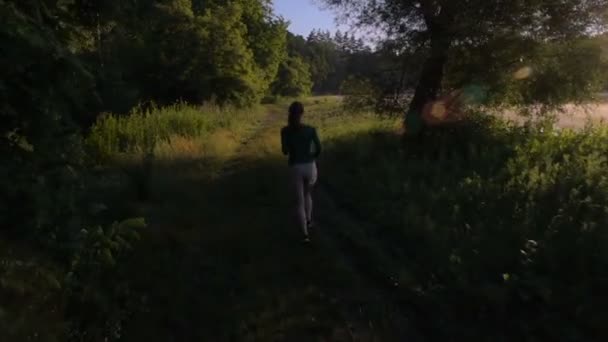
[271, 56, 314, 97]
[0, 1, 94, 239]
[236, 0, 287, 90]
[306, 30, 340, 92]
[323, 0, 608, 133]
[0, 3, 119, 338]
[285, 28, 402, 96]
[0, 1, 288, 336]
[58, 0, 288, 109]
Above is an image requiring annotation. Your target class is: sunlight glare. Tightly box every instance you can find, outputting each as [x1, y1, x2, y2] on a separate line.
[430, 101, 448, 119]
[514, 66, 533, 80]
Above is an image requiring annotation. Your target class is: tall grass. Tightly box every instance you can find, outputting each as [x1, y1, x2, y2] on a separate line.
[87, 103, 260, 162]
[314, 105, 608, 341]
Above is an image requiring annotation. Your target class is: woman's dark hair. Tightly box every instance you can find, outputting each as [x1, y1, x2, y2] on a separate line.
[288, 101, 304, 128]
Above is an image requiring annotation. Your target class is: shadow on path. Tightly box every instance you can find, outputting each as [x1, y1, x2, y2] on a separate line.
[116, 110, 423, 342]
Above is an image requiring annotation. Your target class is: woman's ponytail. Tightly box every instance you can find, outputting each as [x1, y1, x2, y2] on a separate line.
[288, 101, 304, 128]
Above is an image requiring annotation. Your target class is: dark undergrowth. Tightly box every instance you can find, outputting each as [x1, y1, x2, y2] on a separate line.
[93, 104, 409, 341]
[117, 156, 354, 341]
[320, 115, 608, 342]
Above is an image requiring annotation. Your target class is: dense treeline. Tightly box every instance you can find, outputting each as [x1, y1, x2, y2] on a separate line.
[0, 0, 295, 340]
[73, 0, 288, 110]
[287, 25, 608, 116]
[288, 29, 372, 94]
[285, 29, 420, 97]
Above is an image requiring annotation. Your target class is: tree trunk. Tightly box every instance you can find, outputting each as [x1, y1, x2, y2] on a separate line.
[405, 33, 451, 136]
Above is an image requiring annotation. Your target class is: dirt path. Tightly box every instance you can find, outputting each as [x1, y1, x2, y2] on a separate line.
[187, 100, 607, 340]
[124, 105, 420, 341]
[258, 106, 422, 341]
[315, 184, 420, 341]
[218, 108, 281, 175]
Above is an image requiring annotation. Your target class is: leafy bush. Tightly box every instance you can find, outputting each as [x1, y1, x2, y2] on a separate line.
[340, 76, 381, 111]
[0, 1, 94, 241]
[271, 56, 314, 97]
[0, 5, 148, 340]
[319, 110, 608, 341]
[0, 243, 65, 341]
[0, 218, 145, 342]
[65, 218, 146, 341]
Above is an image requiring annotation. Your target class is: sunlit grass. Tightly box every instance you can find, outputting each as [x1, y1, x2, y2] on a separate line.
[87, 103, 264, 163]
[305, 97, 398, 141]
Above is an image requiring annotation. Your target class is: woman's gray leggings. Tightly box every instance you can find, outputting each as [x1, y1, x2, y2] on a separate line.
[290, 162, 318, 236]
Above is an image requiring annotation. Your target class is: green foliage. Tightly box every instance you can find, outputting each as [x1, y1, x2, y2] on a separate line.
[0, 0, 93, 241]
[5, 0, 608, 340]
[90, 0, 288, 108]
[447, 36, 608, 108]
[325, 0, 608, 122]
[1, 2, 149, 340]
[340, 76, 380, 110]
[65, 218, 146, 341]
[271, 56, 313, 97]
[285, 30, 386, 95]
[316, 106, 608, 340]
[0, 243, 66, 341]
[303, 30, 341, 92]
[87, 103, 256, 162]
[0, 218, 145, 341]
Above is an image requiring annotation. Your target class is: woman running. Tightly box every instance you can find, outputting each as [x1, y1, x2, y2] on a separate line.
[281, 102, 322, 243]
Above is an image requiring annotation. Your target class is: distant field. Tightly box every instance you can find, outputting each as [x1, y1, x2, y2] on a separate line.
[338, 93, 608, 129]
[497, 103, 608, 129]
[553, 103, 608, 128]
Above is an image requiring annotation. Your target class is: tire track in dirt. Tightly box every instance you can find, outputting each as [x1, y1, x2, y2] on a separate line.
[265, 104, 423, 340]
[261, 106, 405, 340]
[219, 107, 281, 175]
[314, 179, 430, 341]
[250, 106, 425, 341]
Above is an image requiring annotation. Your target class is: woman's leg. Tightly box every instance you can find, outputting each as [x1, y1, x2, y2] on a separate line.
[291, 168, 308, 237]
[304, 185, 313, 224]
[304, 162, 318, 224]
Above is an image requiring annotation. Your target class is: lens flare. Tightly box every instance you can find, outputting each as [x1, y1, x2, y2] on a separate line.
[514, 66, 533, 80]
[430, 101, 448, 119]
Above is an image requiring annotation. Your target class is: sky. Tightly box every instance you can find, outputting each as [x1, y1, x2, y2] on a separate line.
[272, 0, 344, 37]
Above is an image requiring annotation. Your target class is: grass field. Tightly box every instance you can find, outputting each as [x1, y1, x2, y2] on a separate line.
[79, 96, 608, 341]
[86, 98, 401, 341]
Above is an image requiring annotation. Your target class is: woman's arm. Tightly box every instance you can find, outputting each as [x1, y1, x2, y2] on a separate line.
[312, 128, 322, 158]
[281, 128, 289, 155]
